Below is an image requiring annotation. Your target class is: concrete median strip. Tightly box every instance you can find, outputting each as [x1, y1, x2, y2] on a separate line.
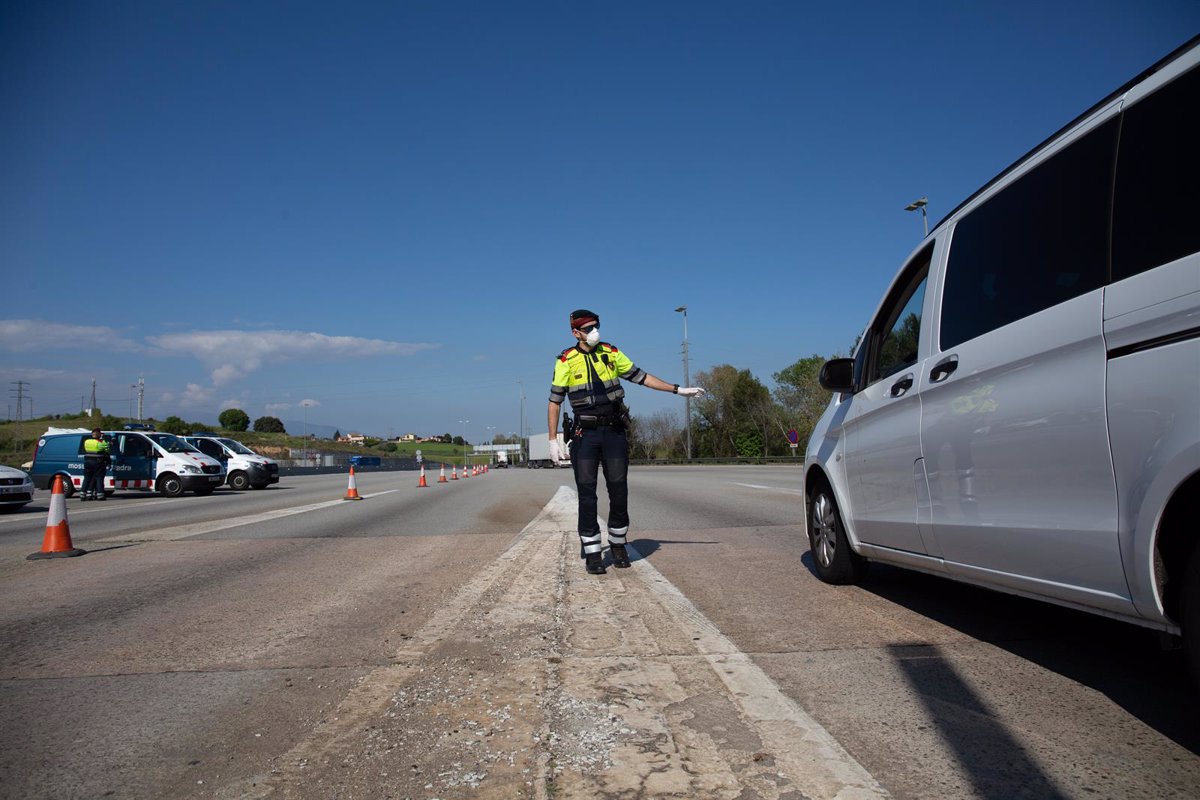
[227, 485, 886, 799]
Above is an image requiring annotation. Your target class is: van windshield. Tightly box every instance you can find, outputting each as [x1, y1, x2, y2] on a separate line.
[146, 433, 199, 454]
[218, 438, 257, 455]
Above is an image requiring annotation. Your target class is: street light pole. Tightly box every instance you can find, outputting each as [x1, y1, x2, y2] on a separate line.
[459, 419, 470, 469]
[905, 197, 929, 237]
[674, 305, 691, 461]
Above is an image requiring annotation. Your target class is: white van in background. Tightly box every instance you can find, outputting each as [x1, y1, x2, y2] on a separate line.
[804, 36, 1200, 682]
[181, 434, 280, 490]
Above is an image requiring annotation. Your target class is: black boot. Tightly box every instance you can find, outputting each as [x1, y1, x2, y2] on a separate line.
[611, 544, 631, 568]
[585, 553, 607, 575]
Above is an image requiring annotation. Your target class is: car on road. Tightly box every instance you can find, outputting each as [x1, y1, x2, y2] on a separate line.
[804, 36, 1200, 683]
[0, 464, 34, 511]
[181, 435, 280, 490]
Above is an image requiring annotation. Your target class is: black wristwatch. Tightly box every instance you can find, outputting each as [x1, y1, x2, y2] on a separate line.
[672, 384, 679, 394]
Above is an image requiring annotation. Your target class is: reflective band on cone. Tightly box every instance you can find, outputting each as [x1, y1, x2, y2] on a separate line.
[343, 466, 363, 500]
[28, 475, 86, 560]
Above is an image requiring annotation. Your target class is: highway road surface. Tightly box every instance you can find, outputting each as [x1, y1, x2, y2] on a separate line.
[0, 466, 1197, 798]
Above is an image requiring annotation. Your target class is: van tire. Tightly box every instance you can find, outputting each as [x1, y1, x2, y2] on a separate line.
[1182, 545, 1200, 688]
[228, 471, 249, 491]
[56, 474, 75, 498]
[807, 479, 868, 585]
[157, 474, 184, 497]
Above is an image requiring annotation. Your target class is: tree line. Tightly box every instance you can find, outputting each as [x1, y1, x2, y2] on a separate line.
[625, 354, 833, 459]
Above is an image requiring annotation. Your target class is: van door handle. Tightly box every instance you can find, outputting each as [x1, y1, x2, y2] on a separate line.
[930, 356, 958, 383]
[890, 375, 914, 397]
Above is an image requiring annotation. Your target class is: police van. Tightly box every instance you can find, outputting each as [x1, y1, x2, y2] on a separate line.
[181, 434, 280, 490]
[30, 428, 225, 497]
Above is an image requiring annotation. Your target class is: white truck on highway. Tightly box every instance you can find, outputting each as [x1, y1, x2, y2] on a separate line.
[526, 433, 570, 468]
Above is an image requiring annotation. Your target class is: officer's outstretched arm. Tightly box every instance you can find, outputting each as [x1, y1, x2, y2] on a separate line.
[548, 400, 561, 439]
[640, 373, 706, 396]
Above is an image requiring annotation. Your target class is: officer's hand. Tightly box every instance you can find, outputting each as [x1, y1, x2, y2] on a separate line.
[548, 440, 563, 462]
[677, 386, 706, 397]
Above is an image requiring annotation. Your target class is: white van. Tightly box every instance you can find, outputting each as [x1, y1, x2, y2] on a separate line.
[181, 435, 280, 490]
[805, 36, 1200, 681]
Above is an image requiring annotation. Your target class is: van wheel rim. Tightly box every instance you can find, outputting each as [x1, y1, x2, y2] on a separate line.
[812, 493, 837, 567]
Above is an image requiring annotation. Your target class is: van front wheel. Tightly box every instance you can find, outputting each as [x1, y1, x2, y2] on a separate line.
[157, 474, 184, 497]
[228, 471, 249, 491]
[807, 481, 867, 585]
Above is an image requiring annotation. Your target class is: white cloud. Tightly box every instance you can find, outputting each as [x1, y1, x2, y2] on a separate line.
[264, 402, 291, 413]
[299, 398, 320, 408]
[0, 320, 141, 352]
[179, 383, 213, 408]
[147, 329, 439, 386]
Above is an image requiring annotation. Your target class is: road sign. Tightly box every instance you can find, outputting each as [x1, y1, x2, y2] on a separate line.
[786, 429, 799, 445]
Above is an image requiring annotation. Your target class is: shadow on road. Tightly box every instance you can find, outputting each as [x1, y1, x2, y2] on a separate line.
[628, 538, 722, 564]
[800, 551, 1200, 756]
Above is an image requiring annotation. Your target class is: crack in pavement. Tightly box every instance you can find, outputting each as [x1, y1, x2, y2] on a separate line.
[222, 486, 888, 799]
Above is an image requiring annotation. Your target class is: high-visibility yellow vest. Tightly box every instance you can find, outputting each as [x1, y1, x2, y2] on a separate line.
[84, 437, 110, 456]
[549, 343, 646, 411]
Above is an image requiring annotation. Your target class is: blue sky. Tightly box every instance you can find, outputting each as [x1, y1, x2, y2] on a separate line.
[3, 1, 1197, 440]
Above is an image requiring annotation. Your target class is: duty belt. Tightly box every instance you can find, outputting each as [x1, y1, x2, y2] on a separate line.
[577, 414, 618, 429]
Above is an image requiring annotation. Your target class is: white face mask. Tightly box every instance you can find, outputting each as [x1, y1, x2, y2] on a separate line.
[584, 328, 600, 347]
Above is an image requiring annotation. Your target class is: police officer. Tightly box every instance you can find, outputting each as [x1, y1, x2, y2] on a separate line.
[81, 427, 111, 501]
[548, 309, 705, 575]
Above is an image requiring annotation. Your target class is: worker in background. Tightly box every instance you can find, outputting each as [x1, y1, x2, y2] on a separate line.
[81, 427, 111, 501]
[548, 309, 706, 575]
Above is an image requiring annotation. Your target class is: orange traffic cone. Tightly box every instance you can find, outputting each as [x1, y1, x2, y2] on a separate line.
[27, 475, 86, 560]
[462, 464, 470, 479]
[343, 466, 363, 500]
[451, 465, 458, 480]
[438, 464, 448, 483]
[417, 465, 429, 488]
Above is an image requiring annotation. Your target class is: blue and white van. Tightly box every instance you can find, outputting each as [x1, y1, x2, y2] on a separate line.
[31, 428, 225, 497]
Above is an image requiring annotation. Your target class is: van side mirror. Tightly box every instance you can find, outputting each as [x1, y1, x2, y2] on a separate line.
[819, 358, 856, 393]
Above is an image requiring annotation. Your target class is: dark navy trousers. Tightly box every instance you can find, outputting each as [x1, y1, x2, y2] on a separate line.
[570, 425, 630, 558]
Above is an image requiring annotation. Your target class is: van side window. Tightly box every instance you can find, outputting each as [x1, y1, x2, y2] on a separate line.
[195, 440, 223, 459]
[868, 246, 930, 384]
[120, 435, 152, 458]
[1113, 65, 1200, 281]
[940, 118, 1117, 350]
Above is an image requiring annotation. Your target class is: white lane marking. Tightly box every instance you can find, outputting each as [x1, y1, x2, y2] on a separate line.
[612, 506, 886, 798]
[735, 481, 806, 496]
[96, 490, 400, 542]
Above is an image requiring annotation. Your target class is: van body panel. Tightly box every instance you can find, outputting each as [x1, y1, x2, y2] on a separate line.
[1107, 330, 1200, 622]
[921, 289, 1128, 603]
